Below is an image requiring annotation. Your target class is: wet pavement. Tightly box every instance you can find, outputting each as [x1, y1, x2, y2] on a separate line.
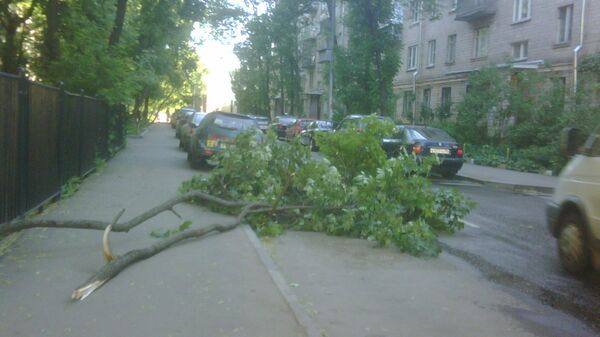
[435, 180, 600, 333]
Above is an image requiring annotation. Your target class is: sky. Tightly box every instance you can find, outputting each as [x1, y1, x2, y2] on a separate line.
[192, 0, 258, 112]
[194, 33, 240, 111]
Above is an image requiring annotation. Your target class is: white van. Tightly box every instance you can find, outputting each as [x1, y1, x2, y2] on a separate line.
[547, 127, 600, 275]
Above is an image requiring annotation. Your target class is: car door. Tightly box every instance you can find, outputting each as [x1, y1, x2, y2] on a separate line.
[578, 128, 600, 240]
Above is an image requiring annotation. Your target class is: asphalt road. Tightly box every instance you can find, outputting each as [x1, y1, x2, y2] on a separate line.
[434, 179, 600, 333]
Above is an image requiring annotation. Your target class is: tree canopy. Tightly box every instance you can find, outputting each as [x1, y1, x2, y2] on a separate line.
[0, 0, 243, 122]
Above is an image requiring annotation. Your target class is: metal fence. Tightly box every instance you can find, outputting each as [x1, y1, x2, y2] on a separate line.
[0, 71, 126, 225]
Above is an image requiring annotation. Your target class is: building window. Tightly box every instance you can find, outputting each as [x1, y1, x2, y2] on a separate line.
[513, 0, 531, 22]
[427, 40, 436, 67]
[512, 41, 528, 61]
[474, 27, 489, 58]
[410, 1, 420, 24]
[407, 45, 418, 70]
[430, 0, 441, 19]
[403, 91, 414, 117]
[446, 34, 456, 64]
[423, 88, 431, 109]
[558, 5, 573, 43]
[440, 87, 452, 118]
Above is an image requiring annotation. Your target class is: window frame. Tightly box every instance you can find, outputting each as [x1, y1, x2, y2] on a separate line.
[513, 0, 532, 23]
[512, 41, 529, 61]
[474, 27, 489, 58]
[446, 34, 457, 64]
[407, 45, 419, 70]
[427, 40, 436, 67]
[558, 5, 573, 44]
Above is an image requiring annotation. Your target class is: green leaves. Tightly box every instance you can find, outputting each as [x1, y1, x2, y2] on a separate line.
[180, 124, 473, 257]
[150, 220, 193, 238]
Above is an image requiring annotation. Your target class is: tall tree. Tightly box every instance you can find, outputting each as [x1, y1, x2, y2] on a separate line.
[334, 0, 402, 117]
[0, 0, 37, 73]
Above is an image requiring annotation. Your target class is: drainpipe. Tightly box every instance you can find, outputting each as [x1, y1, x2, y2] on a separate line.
[573, 0, 587, 93]
[412, 71, 419, 123]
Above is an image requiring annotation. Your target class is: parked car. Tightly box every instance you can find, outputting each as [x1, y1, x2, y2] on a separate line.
[547, 126, 600, 275]
[175, 109, 196, 138]
[247, 115, 270, 132]
[171, 107, 194, 129]
[180, 112, 207, 151]
[336, 115, 405, 157]
[397, 125, 464, 178]
[188, 112, 261, 168]
[269, 115, 297, 139]
[300, 120, 334, 151]
[286, 118, 316, 140]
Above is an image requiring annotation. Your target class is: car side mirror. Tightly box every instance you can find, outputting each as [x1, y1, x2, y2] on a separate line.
[560, 127, 582, 157]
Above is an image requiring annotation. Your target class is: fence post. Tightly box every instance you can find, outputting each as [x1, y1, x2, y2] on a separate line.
[78, 90, 85, 177]
[57, 82, 66, 190]
[16, 68, 30, 215]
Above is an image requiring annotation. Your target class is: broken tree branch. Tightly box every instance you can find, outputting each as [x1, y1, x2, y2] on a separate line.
[0, 191, 265, 237]
[71, 203, 261, 301]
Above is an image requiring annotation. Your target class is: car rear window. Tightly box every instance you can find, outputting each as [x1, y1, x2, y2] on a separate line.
[192, 113, 206, 124]
[300, 120, 313, 127]
[213, 115, 257, 130]
[409, 127, 454, 141]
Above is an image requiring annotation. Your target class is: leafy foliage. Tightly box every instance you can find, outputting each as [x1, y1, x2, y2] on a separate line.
[434, 63, 600, 173]
[334, 0, 402, 117]
[180, 119, 473, 257]
[150, 221, 193, 238]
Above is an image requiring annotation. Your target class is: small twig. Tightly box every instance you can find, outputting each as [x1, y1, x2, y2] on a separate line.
[168, 207, 182, 219]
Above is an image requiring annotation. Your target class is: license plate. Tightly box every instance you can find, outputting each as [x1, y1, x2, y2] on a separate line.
[430, 148, 450, 155]
[206, 139, 218, 148]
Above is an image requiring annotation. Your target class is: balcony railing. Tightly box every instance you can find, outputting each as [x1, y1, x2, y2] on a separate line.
[455, 0, 496, 22]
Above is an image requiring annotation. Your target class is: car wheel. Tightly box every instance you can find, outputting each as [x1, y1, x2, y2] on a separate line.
[558, 213, 590, 275]
[441, 170, 457, 179]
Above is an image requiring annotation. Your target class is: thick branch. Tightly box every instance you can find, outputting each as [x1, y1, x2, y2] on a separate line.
[0, 191, 263, 237]
[71, 203, 260, 301]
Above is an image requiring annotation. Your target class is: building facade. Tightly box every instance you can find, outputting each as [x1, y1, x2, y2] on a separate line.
[395, 0, 600, 122]
[298, 0, 349, 120]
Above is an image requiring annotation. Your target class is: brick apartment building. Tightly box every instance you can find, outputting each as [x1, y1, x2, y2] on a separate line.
[394, 0, 600, 122]
[298, 0, 349, 120]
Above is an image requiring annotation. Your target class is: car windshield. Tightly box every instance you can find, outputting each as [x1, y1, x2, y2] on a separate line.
[213, 115, 257, 130]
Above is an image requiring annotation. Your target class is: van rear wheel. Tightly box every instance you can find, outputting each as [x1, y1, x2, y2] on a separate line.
[558, 213, 590, 275]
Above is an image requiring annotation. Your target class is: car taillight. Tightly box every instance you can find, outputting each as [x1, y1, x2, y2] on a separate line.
[456, 146, 464, 157]
[413, 143, 422, 155]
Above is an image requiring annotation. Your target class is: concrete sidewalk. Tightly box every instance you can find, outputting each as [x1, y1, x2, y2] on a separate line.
[458, 163, 557, 194]
[0, 124, 304, 337]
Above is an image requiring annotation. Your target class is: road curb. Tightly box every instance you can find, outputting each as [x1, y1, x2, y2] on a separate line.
[243, 225, 323, 337]
[457, 174, 554, 195]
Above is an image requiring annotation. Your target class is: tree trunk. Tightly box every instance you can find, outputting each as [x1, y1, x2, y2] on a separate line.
[0, 23, 19, 74]
[41, 0, 61, 73]
[108, 0, 128, 46]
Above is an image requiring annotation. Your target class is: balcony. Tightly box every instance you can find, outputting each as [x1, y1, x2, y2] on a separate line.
[455, 0, 496, 22]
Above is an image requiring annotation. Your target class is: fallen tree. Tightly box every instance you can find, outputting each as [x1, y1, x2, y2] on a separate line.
[0, 118, 474, 301]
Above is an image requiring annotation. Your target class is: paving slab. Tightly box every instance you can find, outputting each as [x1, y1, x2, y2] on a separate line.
[263, 231, 597, 337]
[0, 124, 305, 337]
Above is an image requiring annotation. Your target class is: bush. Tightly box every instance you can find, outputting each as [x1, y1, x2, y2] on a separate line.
[180, 124, 474, 257]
